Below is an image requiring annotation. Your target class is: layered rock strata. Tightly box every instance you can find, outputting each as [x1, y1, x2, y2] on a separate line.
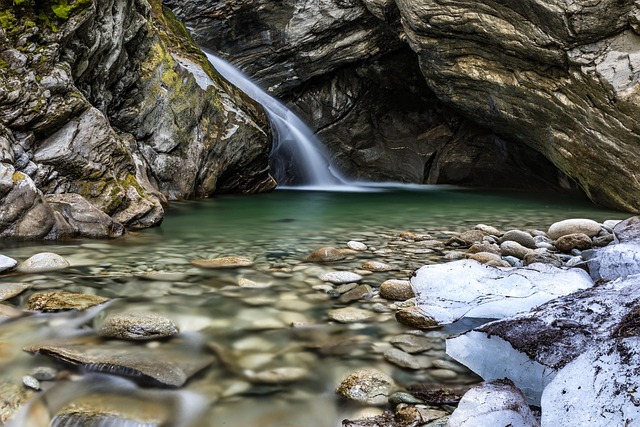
[0, 0, 274, 239]
[169, 0, 640, 211]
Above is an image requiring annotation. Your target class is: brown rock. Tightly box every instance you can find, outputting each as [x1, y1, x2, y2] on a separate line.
[305, 247, 349, 262]
[380, 280, 415, 301]
[395, 307, 438, 329]
[191, 256, 254, 269]
[554, 233, 593, 252]
[26, 291, 109, 312]
[467, 243, 500, 255]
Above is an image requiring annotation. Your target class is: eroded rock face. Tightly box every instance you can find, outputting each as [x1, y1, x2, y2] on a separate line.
[167, 0, 567, 191]
[0, 0, 274, 239]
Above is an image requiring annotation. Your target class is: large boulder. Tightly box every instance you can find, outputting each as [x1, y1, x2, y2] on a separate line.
[0, 0, 275, 239]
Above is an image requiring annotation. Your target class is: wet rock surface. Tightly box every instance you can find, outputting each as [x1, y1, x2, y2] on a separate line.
[97, 312, 179, 341]
[336, 369, 396, 405]
[26, 291, 110, 312]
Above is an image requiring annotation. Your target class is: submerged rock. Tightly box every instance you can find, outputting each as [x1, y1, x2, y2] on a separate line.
[97, 312, 179, 341]
[26, 291, 109, 312]
[24, 336, 215, 387]
[320, 271, 363, 284]
[306, 247, 350, 263]
[0, 283, 30, 301]
[328, 307, 375, 323]
[191, 257, 254, 269]
[17, 253, 70, 273]
[411, 260, 593, 325]
[336, 369, 395, 405]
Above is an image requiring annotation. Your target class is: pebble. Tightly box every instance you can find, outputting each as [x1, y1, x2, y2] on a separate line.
[320, 271, 363, 284]
[328, 307, 375, 323]
[388, 391, 425, 405]
[499, 241, 534, 259]
[338, 284, 373, 304]
[360, 261, 397, 272]
[467, 252, 503, 265]
[22, 375, 40, 390]
[384, 348, 431, 369]
[500, 230, 536, 248]
[523, 252, 563, 267]
[395, 307, 438, 329]
[379, 280, 414, 301]
[347, 241, 368, 251]
[429, 369, 458, 379]
[390, 334, 434, 353]
[26, 291, 110, 312]
[247, 367, 308, 384]
[17, 252, 70, 273]
[0, 283, 30, 301]
[306, 247, 349, 262]
[336, 369, 395, 405]
[466, 243, 500, 255]
[30, 366, 57, 381]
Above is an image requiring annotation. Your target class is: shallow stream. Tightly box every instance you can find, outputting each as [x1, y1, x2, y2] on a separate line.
[0, 186, 625, 426]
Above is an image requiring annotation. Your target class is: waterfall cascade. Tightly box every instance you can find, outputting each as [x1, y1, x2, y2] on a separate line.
[205, 53, 348, 188]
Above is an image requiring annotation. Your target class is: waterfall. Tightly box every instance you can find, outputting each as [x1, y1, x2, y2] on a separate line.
[205, 53, 348, 188]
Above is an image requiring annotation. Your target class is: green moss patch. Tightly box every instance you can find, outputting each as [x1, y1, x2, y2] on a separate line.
[50, 0, 91, 20]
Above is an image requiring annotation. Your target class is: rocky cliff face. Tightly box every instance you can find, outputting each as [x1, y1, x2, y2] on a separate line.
[168, 0, 640, 211]
[0, 0, 274, 239]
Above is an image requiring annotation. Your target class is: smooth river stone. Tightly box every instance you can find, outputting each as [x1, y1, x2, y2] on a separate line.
[245, 367, 308, 384]
[190, 256, 254, 269]
[0, 255, 17, 273]
[548, 219, 601, 239]
[320, 271, 363, 284]
[379, 280, 414, 301]
[26, 291, 110, 312]
[98, 312, 179, 340]
[16, 252, 70, 273]
[327, 307, 375, 323]
[306, 247, 349, 262]
[347, 241, 368, 251]
[0, 283, 30, 301]
[24, 336, 215, 387]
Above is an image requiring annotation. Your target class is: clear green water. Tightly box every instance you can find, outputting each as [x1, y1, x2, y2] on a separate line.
[0, 187, 626, 426]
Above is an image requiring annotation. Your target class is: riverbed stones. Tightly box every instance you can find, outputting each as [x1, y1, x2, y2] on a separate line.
[548, 219, 601, 239]
[26, 291, 110, 312]
[320, 271, 363, 284]
[21, 375, 40, 391]
[554, 233, 593, 252]
[0, 255, 17, 273]
[379, 280, 414, 301]
[500, 230, 536, 249]
[475, 224, 501, 235]
[466, 243, 500, 255]
[24, 337, 215, 387]
[246, 367, 308, 384]
[16, 252, 70, 273]
[390, 334, 434, 353]
[306, 247, 349, 262]
[383, 348, 430, 370]
[336, 369, 395, 405]
[338, 284, 373, 304]
[328, 307, 375, 323]
[468, 252, 507, 266]
[0, 283, 30, 301]
[97, 312, 179, 341]
[447, 230, 487, 246]
[190, 256, 254, 269]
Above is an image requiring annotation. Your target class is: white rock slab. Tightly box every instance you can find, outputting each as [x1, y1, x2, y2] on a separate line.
[541, 337, 640, 427]
[411, 260, 593, 324]
[586, 242, 640, 280]
[448, 379, 540, 427]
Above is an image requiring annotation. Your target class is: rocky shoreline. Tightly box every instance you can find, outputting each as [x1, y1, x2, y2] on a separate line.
[0, 213, 636, 425]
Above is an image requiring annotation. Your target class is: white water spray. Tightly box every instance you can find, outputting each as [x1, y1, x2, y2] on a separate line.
[205, 53, 349, 188]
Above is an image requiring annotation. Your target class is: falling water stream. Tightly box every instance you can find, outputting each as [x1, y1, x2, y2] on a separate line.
[205, 53, 348, 188]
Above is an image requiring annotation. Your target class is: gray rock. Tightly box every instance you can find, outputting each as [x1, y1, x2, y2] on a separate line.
[613, 216, 640, 243]
[0, 255, 17, 273]
[338, 284, 373, 304]
[548, 219, 601, 240]
[499, 241, 534, 259]
[21, 375, 40, 391]
[390, 334, 434, 353]
[246, 367, 308, 384]
[16, 252, 70, 273]
[97, 312, 179, 341]
[30, 366, 57, 381]
[347, 241, 368, 251]
[361, 261, 398, 272]
[502, 256, 524, 267]
[191, 256, 254, 269]
[44, 193, 125, 239]
[384, 348, 430, 369]
[328, 307, 375, 323]
[320, 271, 363, 284]
[24, 337, 215, 387]
[523, 252, 563, 267]
[336, 369, 395, 405]
[501, 230, 536, 249]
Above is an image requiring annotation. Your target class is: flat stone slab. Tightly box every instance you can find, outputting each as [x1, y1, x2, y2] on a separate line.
[190, 256, 254, 269]
[26, 291, 110, 312]
[24, 336, 215, 387]
[411, 260, 593, 324]
[0, 255, 17, 273]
